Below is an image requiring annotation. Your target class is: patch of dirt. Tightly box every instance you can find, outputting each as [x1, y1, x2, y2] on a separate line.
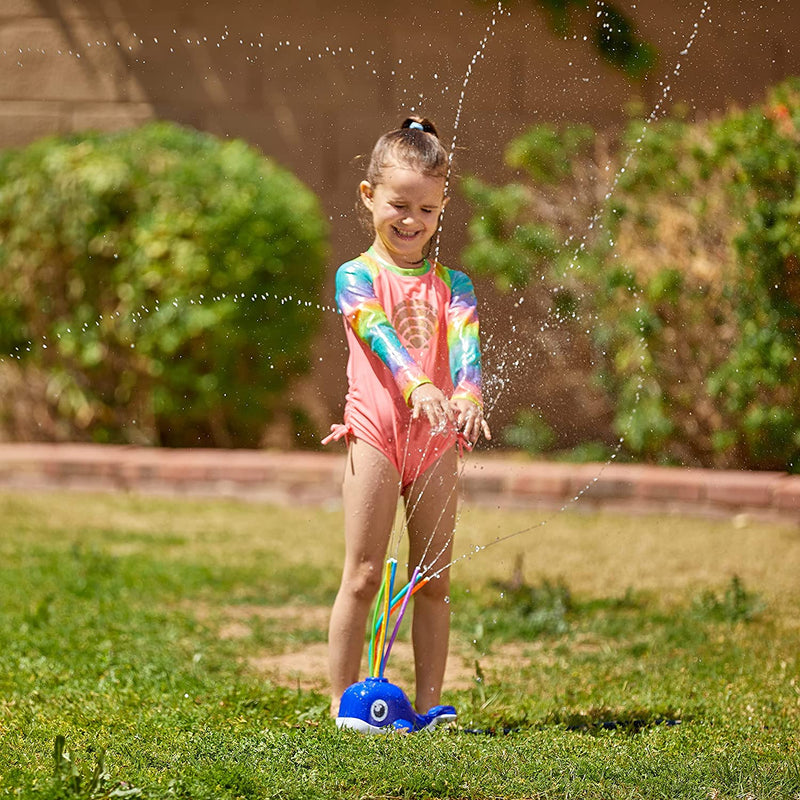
[214, 604, 330, 641]
[190, 600, 542, 694]
[249, 641, 332, 691]
[246, 639, 500, 694]
[218, 621, 252, 641]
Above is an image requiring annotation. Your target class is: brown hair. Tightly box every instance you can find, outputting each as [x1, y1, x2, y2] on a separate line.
[365, 116, 450, 186]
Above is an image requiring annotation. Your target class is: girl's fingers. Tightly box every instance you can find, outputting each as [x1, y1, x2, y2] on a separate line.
[411, 385, 453, 427]
[456, 409, 477, 442]
[458, 408, 490, 443]
[419, 397, 448, 428]
[462, 414, 476, 442]
[414, 390, 486, 438]
[471, 418, 483, 442]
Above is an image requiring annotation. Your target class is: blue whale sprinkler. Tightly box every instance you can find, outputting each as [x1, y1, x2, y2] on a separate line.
[336, 677, 457, 733]
[336, 562, 457, 734]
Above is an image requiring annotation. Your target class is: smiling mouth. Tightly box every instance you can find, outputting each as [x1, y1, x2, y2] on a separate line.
[392, 226, 419, 241]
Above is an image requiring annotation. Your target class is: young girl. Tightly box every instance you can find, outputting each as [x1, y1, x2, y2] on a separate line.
[324, 117, 490, 719]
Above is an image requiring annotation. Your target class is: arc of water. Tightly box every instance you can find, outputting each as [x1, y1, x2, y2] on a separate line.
[434, 1, 506, 265]
[383, 0, 507, 564]
[0, 286, 342, 366]
[397, 0, 714, 592]
[363, 12, 511, 676]
[501, 0, 712, 463]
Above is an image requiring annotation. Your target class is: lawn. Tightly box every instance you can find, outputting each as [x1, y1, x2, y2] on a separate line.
[2, 489, 799, 799]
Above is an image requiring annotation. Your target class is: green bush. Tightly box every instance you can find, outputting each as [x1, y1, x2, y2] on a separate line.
[0, 121, 328, 447]
[501, 409, 557, 455]
[462, 78, 800, 471]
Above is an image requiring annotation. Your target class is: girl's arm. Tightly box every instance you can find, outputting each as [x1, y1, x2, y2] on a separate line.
[447, 269, 491, 442]
[335, 259, 431, 404]
[446, 269, 483, 408]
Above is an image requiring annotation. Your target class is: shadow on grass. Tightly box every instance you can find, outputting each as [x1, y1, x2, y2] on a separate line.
[447, 565, 767, 739]
[546, 708, 684, 735]
[457, 706, 685, 737]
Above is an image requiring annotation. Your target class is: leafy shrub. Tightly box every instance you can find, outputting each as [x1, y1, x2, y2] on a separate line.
[462, 78, 800, 471]
[502, 408, 557, 455]
[0, 122, 328, 446]
[524, 1, 656, 79]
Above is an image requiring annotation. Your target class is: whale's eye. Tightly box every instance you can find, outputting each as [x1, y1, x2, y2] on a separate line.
[370, 699, 389, 723]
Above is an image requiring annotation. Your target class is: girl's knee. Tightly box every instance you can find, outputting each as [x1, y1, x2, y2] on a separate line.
[342, 561, 385, 602]
[416, 575, 450, 604]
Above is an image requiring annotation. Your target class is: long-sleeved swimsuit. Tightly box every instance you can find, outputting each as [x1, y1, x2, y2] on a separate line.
[324, 247, 483, 489]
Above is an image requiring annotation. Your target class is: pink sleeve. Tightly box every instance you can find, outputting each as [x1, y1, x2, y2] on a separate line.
[446, 269, 483, 408]
[335, 259, 431, 404]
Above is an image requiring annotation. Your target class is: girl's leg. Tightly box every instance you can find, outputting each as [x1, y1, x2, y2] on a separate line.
[403, 445, 458, 713]
[328, 438, 400, 712]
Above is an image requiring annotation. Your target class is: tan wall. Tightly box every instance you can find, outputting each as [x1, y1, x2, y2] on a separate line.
[2, 1, 799, 442]
[3, 1, 798, 260]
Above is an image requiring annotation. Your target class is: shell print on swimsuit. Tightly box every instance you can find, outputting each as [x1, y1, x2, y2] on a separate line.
[391, 298, 437, 351]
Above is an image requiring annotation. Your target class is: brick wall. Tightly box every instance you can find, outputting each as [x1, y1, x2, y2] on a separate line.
[2, 443, 798, 523]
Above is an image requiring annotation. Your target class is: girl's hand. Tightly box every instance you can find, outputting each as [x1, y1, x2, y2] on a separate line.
[410, 383, 454, 433]
[451, 397, 491, 444]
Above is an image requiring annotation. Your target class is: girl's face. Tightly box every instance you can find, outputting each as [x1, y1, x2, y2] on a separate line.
[360, 160, 448, 267]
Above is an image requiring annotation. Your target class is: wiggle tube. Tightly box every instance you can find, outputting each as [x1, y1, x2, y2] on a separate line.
[367, 575, 386, 677]
[381, 566, 421, 675]
[375, 559, 396, 678]
[372, 575, 431, 637]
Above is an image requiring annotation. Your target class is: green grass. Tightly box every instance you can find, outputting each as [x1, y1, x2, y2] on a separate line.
[2, 490, 800, 799]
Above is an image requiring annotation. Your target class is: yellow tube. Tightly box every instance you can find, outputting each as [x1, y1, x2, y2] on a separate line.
[375, 560, 393, 677]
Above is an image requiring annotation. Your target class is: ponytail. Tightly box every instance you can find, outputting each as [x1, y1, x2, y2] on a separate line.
[365, 116, 449, 186]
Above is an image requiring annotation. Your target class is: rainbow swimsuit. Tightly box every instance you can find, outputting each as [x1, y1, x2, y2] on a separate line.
[323, 248, 483, 489]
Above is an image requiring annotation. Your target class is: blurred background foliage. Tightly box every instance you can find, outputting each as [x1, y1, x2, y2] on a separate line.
[1, 78, 799, 471]
[462, 77, 800, 472]
[485, 0, 657, 79]
[0, 121, 328, 447]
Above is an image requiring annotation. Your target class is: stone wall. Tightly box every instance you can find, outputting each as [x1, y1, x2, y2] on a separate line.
[2, 442, 799, 523]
